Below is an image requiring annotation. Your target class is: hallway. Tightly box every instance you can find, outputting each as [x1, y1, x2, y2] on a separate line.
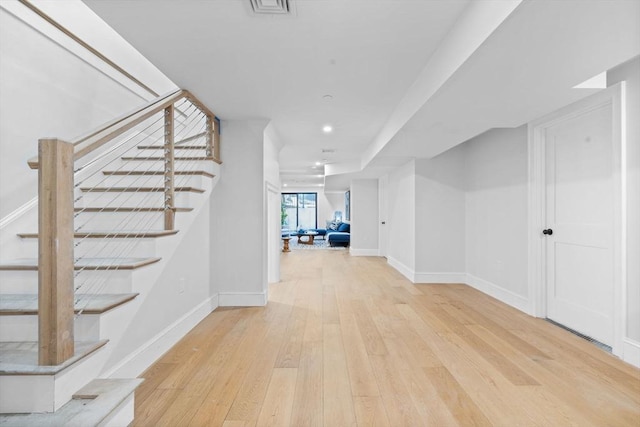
[133, 250, 640, 426]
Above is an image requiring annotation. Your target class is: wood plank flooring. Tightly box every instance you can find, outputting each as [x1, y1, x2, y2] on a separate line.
[133, 250, 640, 426]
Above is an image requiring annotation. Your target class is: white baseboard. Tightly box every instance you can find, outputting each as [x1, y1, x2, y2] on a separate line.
[349, 248, 379, 257]
[623, 338, 640, 368]
[104, 295, 218, 378]
[465, 273, 530, 314]
[219, 291, 267, 307]
[386, 256, 415, 282]
[414, 272, 466, 284]
[386, 257, 465, 284]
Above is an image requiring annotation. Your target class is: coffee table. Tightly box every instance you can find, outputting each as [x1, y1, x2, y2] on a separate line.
[297, 231, 318, 245]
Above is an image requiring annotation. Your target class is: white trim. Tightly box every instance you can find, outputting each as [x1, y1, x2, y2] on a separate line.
[387, 256, 415, 282]
[350, 248, 379, 257]
[466, 274, 531, 315]
[386, 256, 465, 284]
[622, 338, 640, 368]
[218, 291, 267, 307]
[527, 83, 626, 357]
[414, 272, 467, 284]
[0, 196, 37, 230]
[103, 295, 218, 378]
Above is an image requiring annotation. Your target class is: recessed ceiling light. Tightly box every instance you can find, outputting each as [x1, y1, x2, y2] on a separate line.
[322, 125, 333, 133]
[315, 161, 322, 166]
[283, 183, 288, 187]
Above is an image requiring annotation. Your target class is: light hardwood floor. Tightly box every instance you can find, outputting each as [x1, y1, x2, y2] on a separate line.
[133, 249, 640, 426]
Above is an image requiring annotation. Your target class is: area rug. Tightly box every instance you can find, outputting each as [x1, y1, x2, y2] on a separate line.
[285, 236, 347, 251]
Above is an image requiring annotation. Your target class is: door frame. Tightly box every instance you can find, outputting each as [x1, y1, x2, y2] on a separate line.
[527, 83, 626, 357]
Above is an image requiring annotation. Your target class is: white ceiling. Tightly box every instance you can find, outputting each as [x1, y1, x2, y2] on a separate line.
[84, 0, 639, 191]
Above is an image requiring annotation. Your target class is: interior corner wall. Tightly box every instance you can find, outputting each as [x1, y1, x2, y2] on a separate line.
[608, 56, 640, 342]
[264, 124, 282, 284]
[386, 160, 416, 278]
[349, 179, 379, 255]
[414, 147, 466, 281]
[325, 192, 346, 223]
[210, 120, 269, 306]
[463, 126, 529, 308]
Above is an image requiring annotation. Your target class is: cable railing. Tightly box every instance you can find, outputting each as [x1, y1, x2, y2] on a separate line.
[31, 90, 220, 365]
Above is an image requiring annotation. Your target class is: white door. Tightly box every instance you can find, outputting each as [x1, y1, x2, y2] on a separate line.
[544, 102, 614, 345]
[378, 175, 388, 258]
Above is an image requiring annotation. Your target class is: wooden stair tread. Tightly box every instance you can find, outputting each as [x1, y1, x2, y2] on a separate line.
[0, 257, 161, 271]
[121, 156, 211, 161]
[102, 170, 215, 178]
[74, 206, 193, 212]
[0, 340, 108, 375]
[79, 186, 205, 193]
[0, 378, 143, 426]
[137, 145, 207, 150]
[18, 229, 179, 238]
[0, 293, 139, 315]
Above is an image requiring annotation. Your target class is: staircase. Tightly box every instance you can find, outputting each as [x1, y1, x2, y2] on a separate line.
[0, 90, 220, 424]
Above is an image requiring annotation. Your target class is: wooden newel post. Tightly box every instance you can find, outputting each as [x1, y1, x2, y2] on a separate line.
[38, 138, 75, 365]
[164, 105, 175, 230]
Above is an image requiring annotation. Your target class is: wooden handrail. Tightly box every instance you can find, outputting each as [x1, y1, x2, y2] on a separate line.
[27, 89, 222, 169]
[28, 90, 186, 169]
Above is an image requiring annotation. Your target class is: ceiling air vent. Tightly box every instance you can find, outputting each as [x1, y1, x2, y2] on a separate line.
[249, 0, 291, 15]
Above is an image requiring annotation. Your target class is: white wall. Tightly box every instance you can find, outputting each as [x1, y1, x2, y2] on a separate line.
[386, 160, 416, 277]
[0, 2, 173, 220]
[414, 148, 466, 281]
[464, 126, 529, 308]
[608, 57, 640, 342]
[211, 120, 269, 306]
[350, 179, 379, 256]
[325, 192, 346, 223]
[264, 124, 282, 284]
[105, 202, 213, 376]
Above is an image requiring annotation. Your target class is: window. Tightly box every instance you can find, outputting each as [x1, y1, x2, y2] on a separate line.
[282, 192, 317, 230]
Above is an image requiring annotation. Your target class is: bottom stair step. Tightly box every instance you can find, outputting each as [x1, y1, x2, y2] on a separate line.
[0, 293, 138, 315]
[0, 340, 108, 375]
[0, 378, 143, 426]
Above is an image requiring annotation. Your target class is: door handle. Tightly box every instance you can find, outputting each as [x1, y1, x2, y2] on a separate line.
[543, 229, 553, 235]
